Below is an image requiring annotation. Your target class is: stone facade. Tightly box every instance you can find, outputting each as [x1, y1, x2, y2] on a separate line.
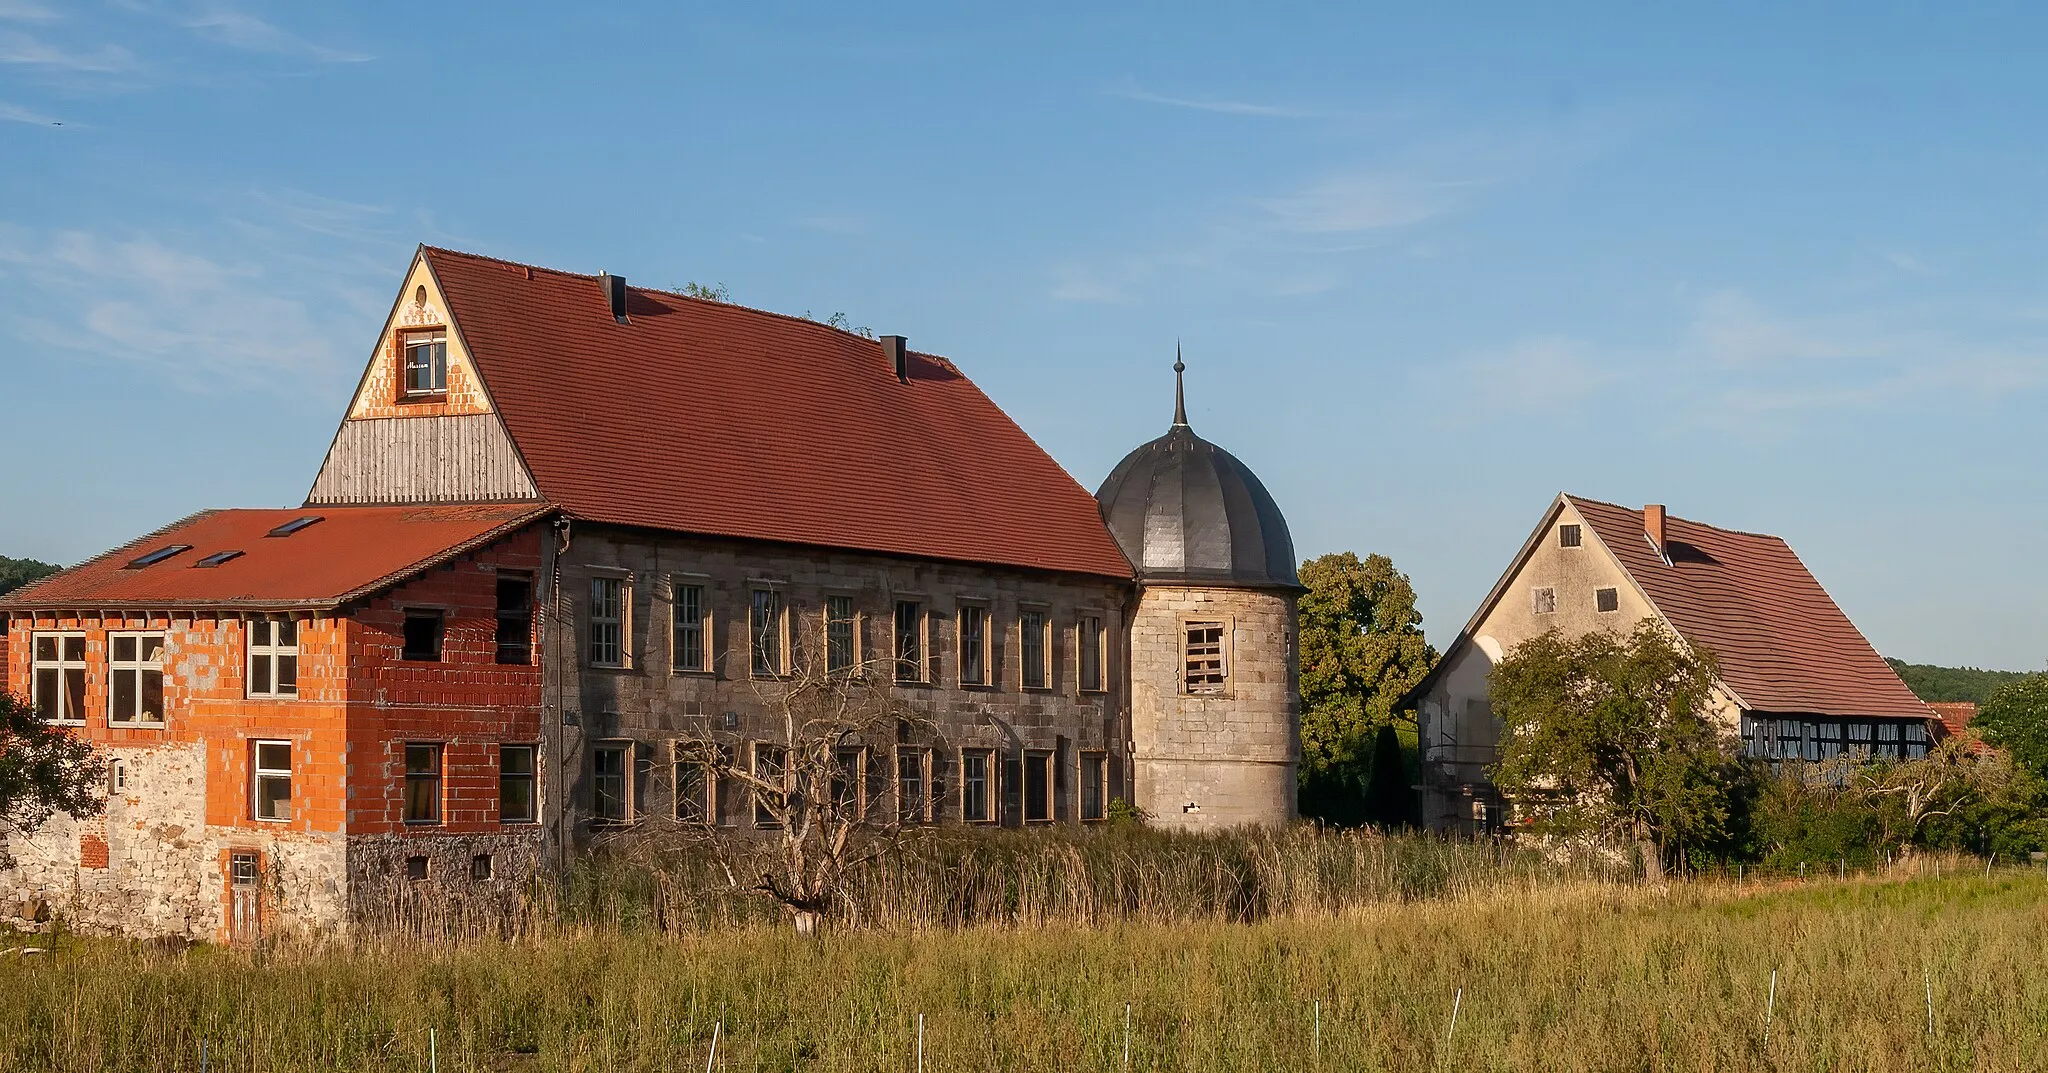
[1129, 586, 1299, 829]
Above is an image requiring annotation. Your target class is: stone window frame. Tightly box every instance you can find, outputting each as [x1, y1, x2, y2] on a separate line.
[958, 747, 997, 825]
[585, 570, 632, 670]
[668, 574, 713, 676]
[403, 742, 445, 825]
[246, 618, 300, 700]
[1558, 523, 1583, 548]
[1180, 615, 1233, 697]
[498, 743, 539, 825]
[670, 740, 718, 826]
[830, 743, 868, 820]
[107, 630, 168, 727]
[955, 600, 994, 689]
[1076, 613, 1108, 695]
[30, 631, 88, 725]
[398, 325, 449, 400]
[751, 740, 789, 828]
[1079, 751, 1108, 822]
[591, 740, 634, 825]
[251, 739, 293, 823]
[1017, 605, 1052, 692]
[822, 591, 861, 677]
[892, 598, 930, 685]
[1531, 586, 1557, 615]
[1595, 587, 1620, 614]
[896, 745, 934, 824]
[1022, 748, 1056, 825]
[748, 584, 790, 679]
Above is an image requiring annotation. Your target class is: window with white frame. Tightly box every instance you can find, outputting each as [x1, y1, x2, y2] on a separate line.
[588, 576, 626, 667]
[1020, 610, 1049, 690]
[247, 619, 299, 698]
[1078, 615, 1105, 693]
[108, 631, 167, 725]
[1080, 752, 1108, 822]
[825, 594, 857, 675]
[1183, 621, 1227, 695]
[31, 632, 87, 724]
[252, 740, 292, 821]
[671, 581, 709, 674]
[958, 604, 990, 686]
[750, 589, 785, 677]
[402, 329, 448, 396]
[1531, 587, 1557, 615]
[961, 748, 995, 824]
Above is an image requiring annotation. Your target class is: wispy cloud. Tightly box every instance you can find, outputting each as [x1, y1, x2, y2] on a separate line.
[1116, 85, 1321, 119]
[182, 2, 369, 62]
[0, 29, 135, 71]
[1257, 173, 1484, 234]
[0, 100, 59, 124]
[0, 0, 58, 23]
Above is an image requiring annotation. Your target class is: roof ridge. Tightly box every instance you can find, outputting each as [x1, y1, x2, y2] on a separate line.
[1563, 493, 1790, 543]
[419, 244, 959, 366]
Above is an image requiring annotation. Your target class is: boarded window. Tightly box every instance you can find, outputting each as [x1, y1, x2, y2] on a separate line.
[1559, 524, 1582, 548]
[1531, 587, 1557, 615]
[1595, 587, 1619, 613]
[1184, 621, 1226, 694]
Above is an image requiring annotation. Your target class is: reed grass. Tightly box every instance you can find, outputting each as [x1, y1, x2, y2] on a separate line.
[7, 863, 2046, 1070]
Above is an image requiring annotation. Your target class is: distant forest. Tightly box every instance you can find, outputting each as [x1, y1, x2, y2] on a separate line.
[0, 555, 59, 597]
[1886, 658, 2037, 703]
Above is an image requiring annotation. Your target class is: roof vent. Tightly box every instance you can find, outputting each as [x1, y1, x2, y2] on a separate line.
[194, 550, 245, 568]
[267, 515, 324, 538]
[126, 544, 192, 569]
[599, 272, 629, 324]
[880, 335, 908, 383]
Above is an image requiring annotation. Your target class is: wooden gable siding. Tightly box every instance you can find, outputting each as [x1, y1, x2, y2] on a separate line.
[308, 414, 538, 505]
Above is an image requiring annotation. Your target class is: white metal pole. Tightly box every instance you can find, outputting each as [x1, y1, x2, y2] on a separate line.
[1763, 970, 1776, 1046]
[1314, 998, 1321, 1064]
[1124, 1002, 1132, 1069]
[1445, 988, 1462, 1047]
[706, 1019, 721, 1073]
[430, 1027, 437, 1073]
[917, 1013, 925, 1073]
[1925, 971, 1935, 1036]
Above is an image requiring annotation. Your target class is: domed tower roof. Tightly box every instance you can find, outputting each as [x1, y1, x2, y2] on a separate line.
[1095, 354, 1299, 589]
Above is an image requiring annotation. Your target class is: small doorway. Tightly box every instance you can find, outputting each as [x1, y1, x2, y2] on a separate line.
[228, 851, 262, 945]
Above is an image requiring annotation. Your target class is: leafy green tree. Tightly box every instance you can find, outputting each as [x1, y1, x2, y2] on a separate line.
[1884, 658, 2032, 703]
[1973, 675, 2048, 781]
[1359, 723, 1416, 827]
[1488, 621, 1740, 873]
[1294, 552, 1435, 826]
[0, 555, 58, 597]
[0, 692, 105, 865]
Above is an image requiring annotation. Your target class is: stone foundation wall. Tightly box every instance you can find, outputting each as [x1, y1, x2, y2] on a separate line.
[344, 828, 547, 929]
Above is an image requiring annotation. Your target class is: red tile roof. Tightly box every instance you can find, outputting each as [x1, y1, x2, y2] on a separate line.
[1927, 702, 1976, 738]
[1569, 496, 1930, 720]
[0, 505, 548, 611]
[421, 247, 1133, 580]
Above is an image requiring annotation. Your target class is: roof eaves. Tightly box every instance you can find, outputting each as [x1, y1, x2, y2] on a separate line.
[329, 504, 557, 607]
[0, 508, 219, 611]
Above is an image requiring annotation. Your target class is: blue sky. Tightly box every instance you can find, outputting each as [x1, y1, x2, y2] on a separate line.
[3, 3, 2044, 669]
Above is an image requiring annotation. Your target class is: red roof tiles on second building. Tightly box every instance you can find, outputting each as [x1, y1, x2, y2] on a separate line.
[419, 246, 1134, 580]
[1568, 496, 1931, 720]
[0, 504, 548, 611]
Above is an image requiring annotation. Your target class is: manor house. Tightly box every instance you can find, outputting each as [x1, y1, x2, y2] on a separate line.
[0, 246, 1302, 941]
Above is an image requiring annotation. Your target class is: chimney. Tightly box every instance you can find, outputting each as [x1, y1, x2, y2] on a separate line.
[880, 335, 908, 383]
[599, 272, 629, 324]
[1644, 504, 1667, 557]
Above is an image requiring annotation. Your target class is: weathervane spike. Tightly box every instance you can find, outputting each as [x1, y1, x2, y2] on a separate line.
[1172, 342, 1188, 427]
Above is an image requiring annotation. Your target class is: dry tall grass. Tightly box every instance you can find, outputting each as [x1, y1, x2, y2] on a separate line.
[7, 867, 2046, 1071]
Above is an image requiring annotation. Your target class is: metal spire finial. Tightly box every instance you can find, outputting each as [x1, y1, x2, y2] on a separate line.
[1172, 342, 1188, 427]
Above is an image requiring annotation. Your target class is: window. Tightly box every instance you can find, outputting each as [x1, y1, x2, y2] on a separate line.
[499, 745, 537, 823]
[109, 758, 128, 794]
[1559, 524, 1583, 548]
[252, 740, 291, 822]
[750, 589, 784, 677]
[127, 544, 191, 568]
[495, 574, 533, 665]
[1184, 621, 1226, 695]
[1776, 718, 1802, 761]
[247, 619, 299, 698]
[1801, 722, 1821, 762]
[592, 743, 631, 823]
[30, 633, 87, 724]
[1817, 721, 1844, 760]
[229, 851, 259, 885]
[402, 330, 448, 396]
[587, 577, 625, 667]
[1848, 721, 1874, 758]
[1595, 587, 1619, 613]
[897, 747, 932, 823]
[671, 582, 708, 674]
[675, 752, 711, 825]
[1877, 721, 1903, 758]
[1020, 610, 1049, 690]
[1531, 587, 1557, 615]
[1080, 753, 1107, 822]
[406, 856, 430, 881]
[1078, 615, 1105, 693]
[961, 749, 995, 824]
[831, 746, 866, 818]
[1905, 721, 1929, 759]
[753, 743, 787, 827]
[108, 632, 166, 725]
[894, 600, 925, 682]
[404, 743, 443, 824]
[1023, 750, 1054, 824]
[266, 515, 323, 538]
[401, 611, 444, 662]
[470, 854, 493, 881]
[959, 605, 989, 686]
[825, 595, 857, 675]
[195, 550, 244, 568]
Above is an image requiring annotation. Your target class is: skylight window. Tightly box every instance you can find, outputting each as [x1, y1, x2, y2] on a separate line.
[267, 516, 325, 538]
[127, 545, 193, 569]
[195, 550, 245, 568]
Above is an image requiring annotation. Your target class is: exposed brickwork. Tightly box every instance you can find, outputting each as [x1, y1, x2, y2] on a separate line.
[347, 260, 493, 421]
[78, 833, 108, 870]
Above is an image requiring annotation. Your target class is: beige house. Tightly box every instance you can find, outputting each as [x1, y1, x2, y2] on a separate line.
[1411, 494, 1934, 833]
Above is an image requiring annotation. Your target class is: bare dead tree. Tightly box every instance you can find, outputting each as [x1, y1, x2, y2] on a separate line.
[656, 611, 945, 935]
[1858, 732, 1999, 851]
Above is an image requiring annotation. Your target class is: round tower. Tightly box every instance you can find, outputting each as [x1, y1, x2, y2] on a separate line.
[1095, 355, 1301, 829]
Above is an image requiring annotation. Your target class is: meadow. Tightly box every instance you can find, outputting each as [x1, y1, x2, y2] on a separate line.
[4, 836, 2045, 1072]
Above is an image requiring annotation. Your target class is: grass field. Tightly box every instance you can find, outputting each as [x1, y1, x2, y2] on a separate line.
[5, 868, 2046, 1072]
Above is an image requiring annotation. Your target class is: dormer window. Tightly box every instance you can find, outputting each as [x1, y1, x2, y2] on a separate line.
[402, 330, 447, 396]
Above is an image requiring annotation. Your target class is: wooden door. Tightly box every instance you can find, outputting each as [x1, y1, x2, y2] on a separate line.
[228, 851, 261, 945]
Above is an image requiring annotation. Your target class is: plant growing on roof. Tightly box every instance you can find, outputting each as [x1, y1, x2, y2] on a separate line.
[0, 691, 106, 867]
[1486, 621, 1742, 876]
